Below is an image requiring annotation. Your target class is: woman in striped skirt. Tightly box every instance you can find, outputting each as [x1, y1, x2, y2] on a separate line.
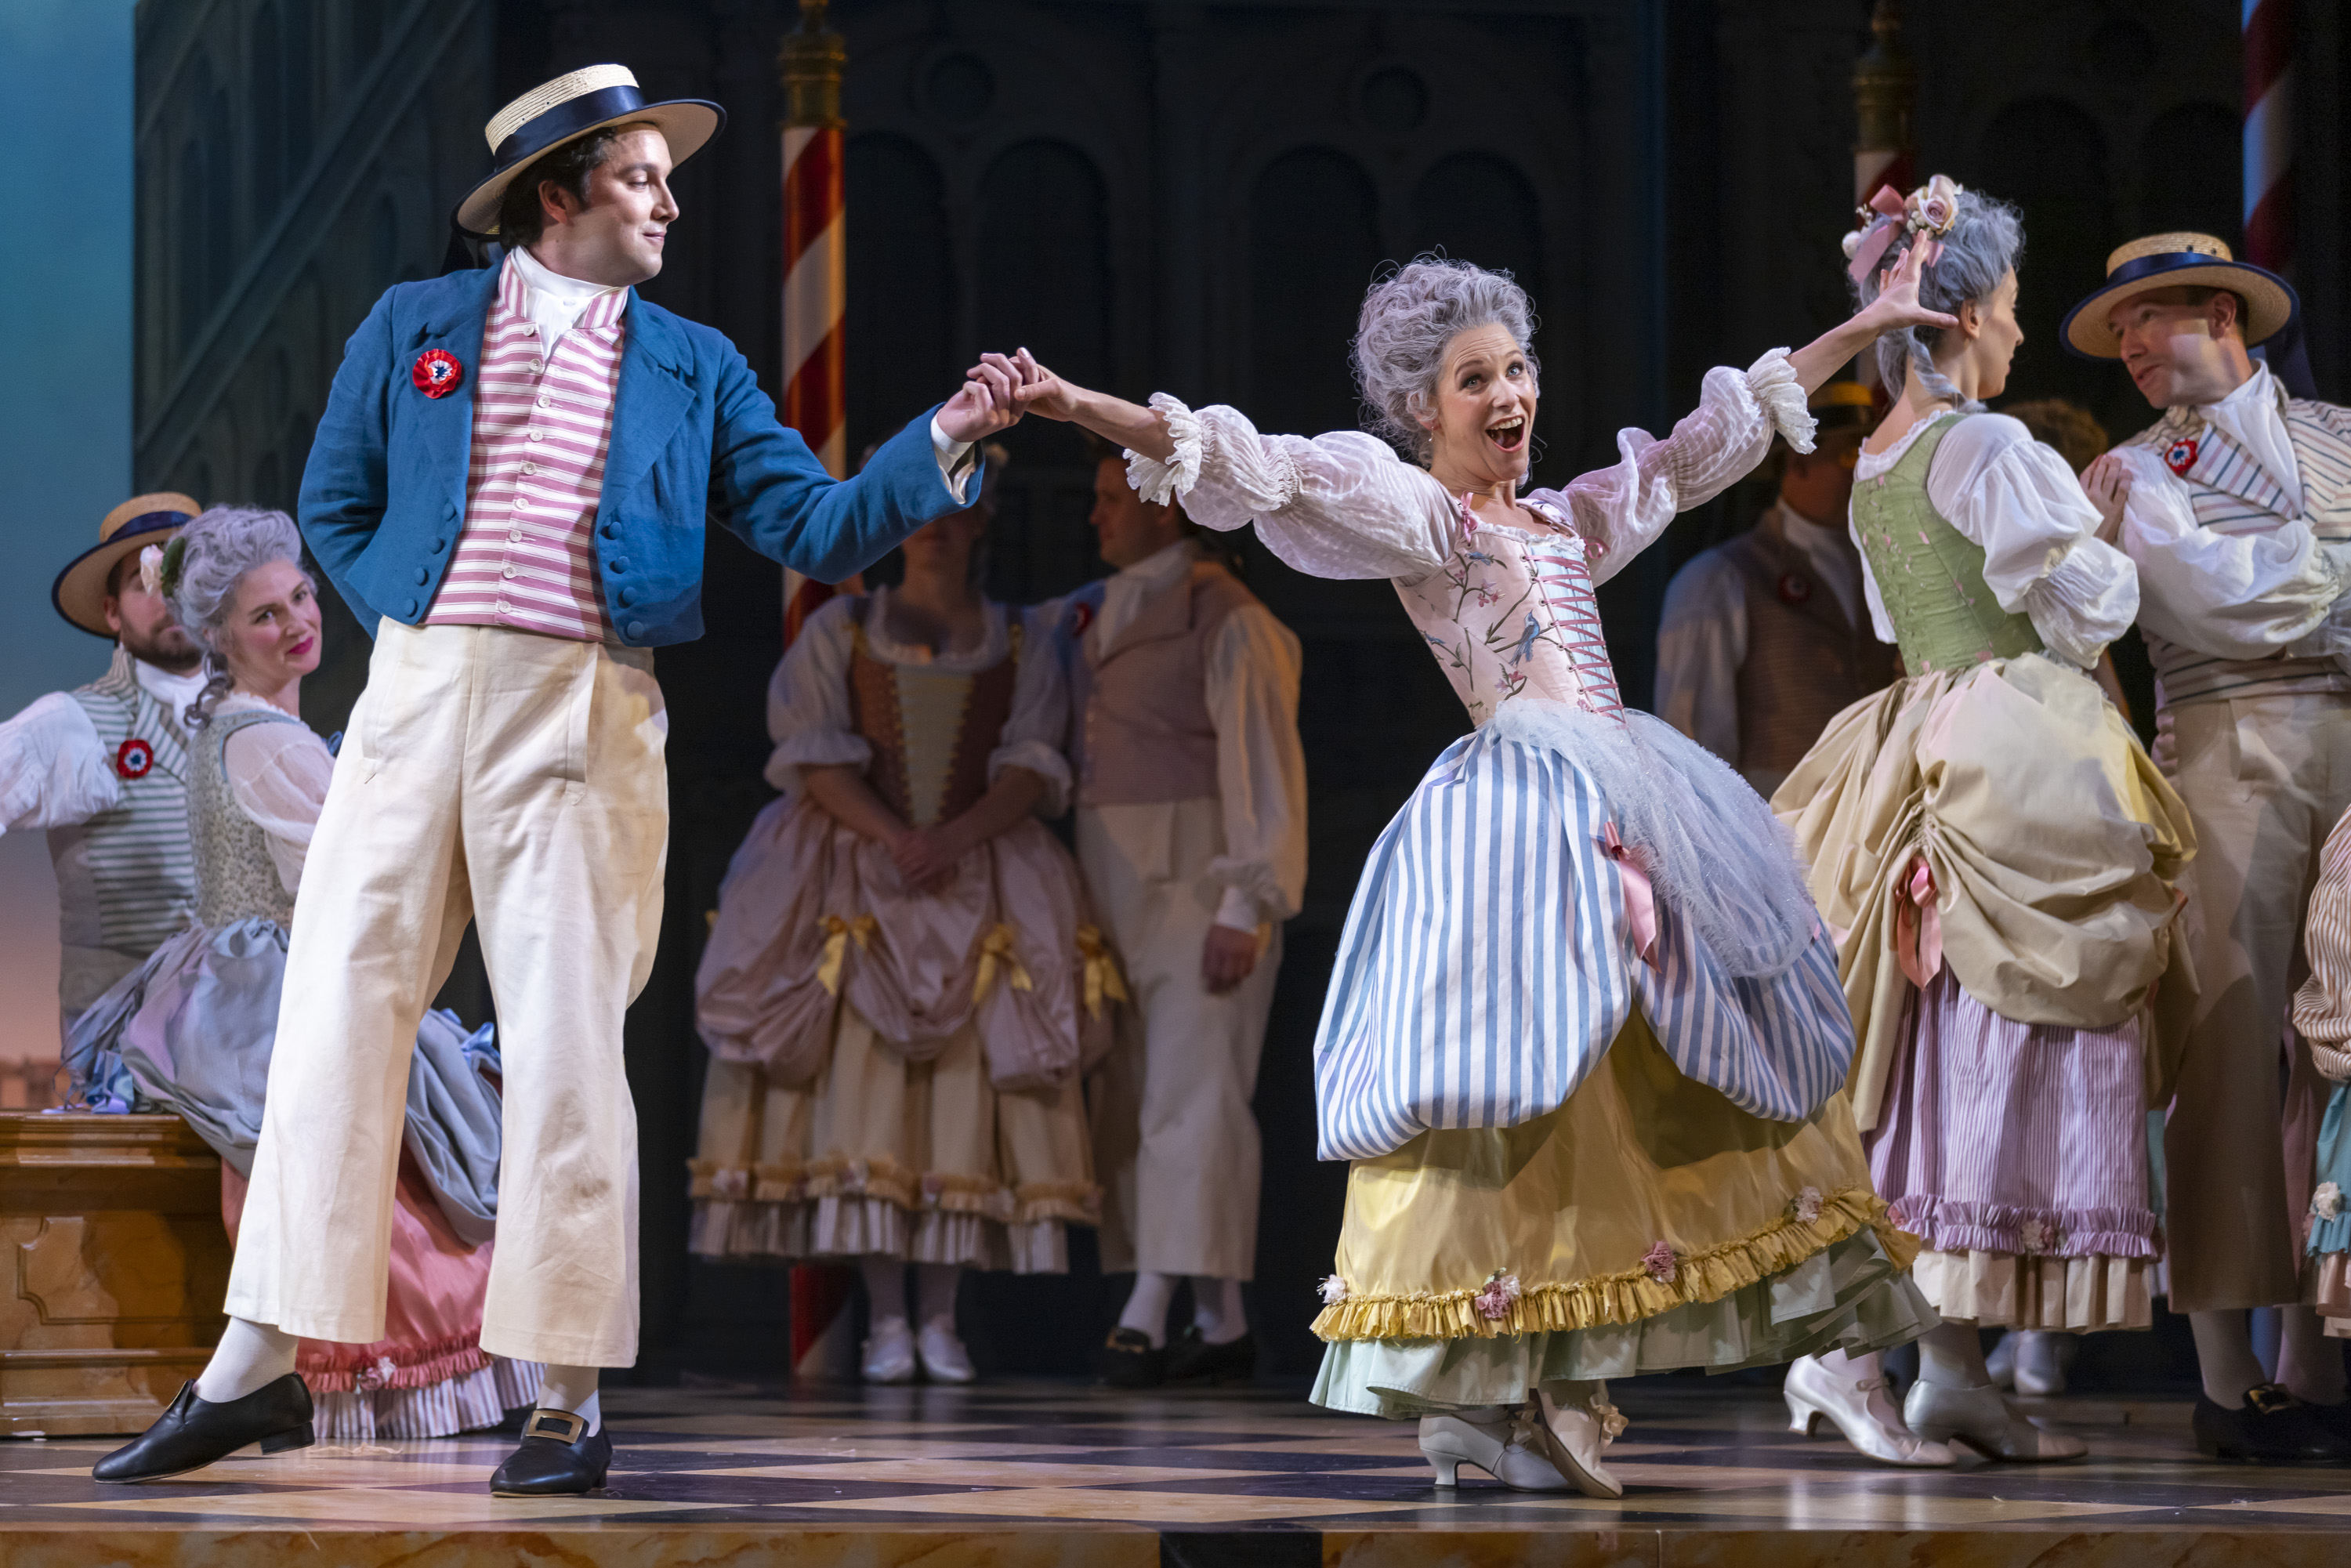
[1773, 181, 2193, 1460]
[991, 245, 1954, 1497]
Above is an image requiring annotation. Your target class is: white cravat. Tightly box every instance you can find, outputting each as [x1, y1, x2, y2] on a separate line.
[1096, 539, 1195, 651]
[2201, 362, 2302, 506]
[134, 657, 211, 719]
[509, 244, 627, 346]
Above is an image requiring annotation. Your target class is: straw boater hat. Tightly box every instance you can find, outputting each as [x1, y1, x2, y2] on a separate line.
[452, 64, 725, 237]
[2059, 232, 2298, 360]
[51, 493, 201, 638]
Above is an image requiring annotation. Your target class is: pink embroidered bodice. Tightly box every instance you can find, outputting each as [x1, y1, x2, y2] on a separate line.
[1126, 350, 1811, 730]
[1397, 499, 1625, 723]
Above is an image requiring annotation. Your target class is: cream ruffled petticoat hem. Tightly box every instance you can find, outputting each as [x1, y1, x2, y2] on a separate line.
[1312, 1229, 1933, 1418]
[1908, 1248, 2152, 1331]
[312, 1357, 544, 1443]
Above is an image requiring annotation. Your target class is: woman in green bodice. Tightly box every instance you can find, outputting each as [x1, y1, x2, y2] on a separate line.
[1771, 178, 2194, 1463]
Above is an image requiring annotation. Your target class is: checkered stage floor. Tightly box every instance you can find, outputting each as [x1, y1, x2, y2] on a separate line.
[4, 1380, 2351, 1563]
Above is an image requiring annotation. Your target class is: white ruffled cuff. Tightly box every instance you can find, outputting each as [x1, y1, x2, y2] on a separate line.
[1126, 393, 1203, 505]
[1207, 855, 1295, 926]
[987, 740, 1072, 818]
[1744, 349, 1813, 454]
[763, 730, 873, 795]
[2019, 541, 2138, 671]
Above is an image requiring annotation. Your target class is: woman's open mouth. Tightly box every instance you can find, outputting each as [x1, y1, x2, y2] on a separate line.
[1486, 415, 1527, 454]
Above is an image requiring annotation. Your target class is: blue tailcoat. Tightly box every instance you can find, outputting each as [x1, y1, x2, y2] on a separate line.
[295, 265, 971, 646]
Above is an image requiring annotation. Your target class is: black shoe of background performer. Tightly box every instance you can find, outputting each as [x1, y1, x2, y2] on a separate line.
[1094, 1327, 1165, 1389]
[1164, 1327, 1257, 1385]
[2193, 1383, 2351, 1465]
[92, 1374, 315, 1483]
[490, 1409, 613, 1495]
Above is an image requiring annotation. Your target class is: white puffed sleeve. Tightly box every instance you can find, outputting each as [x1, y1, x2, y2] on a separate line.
[989, 604, 1074, 817]
[0, 693, 119, 834]
[221, 718, 334, 896]
[2114, 444, 2351, 662]
[1203, 604, 1309, 929]
[1128, 396, 1456, 582]
[1922, 414, 2139, 670]
[761, 595, 873, 795]
[1556, 351, 1799, 587]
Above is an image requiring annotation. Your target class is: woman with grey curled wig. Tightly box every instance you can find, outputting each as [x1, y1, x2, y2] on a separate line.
[1770, 178, 2193, 1463]
[984, 247, 1954, 1497]
[73, 507, 544, 1453]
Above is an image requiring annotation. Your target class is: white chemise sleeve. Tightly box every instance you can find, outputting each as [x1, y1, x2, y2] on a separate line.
[1556, 351, 1806, 587]
[1924, 414, 2139, 670]
[1126, 396, 1457, 582]
[0, 693, 120, 833]
[988, 604, 1075, 817]
[221, 719, 335, 896]
[2113, 444, 2351, 662]
[761, 594, 873, 795]
[1654, 548, 1748, 763]
[1203, 603, 1309, 929]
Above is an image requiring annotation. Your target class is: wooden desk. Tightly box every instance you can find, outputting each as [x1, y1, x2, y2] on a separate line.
[0, 1113, 229, 1436]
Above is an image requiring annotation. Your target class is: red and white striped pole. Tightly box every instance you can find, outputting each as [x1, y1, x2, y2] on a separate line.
[780, 0, 853, 649]
[2243, 0, 2293, 273]
[777, 0, 859, 1383]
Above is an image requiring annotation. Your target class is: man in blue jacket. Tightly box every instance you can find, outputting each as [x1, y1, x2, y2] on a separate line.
[95, 65, 1017, 1494]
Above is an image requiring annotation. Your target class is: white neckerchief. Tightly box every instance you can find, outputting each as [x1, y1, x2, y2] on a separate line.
[2199, 362, 2301, 503]
[509, 244, 627, 346]
[133, 657, 209, 718]
[1096, 539, 1194, 652]
[1773, 502, 1864, 627]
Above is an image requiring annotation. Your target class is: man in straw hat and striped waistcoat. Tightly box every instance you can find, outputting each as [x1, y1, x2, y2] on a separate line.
[0, 495, 206, 1045]
[92, 65, 1022, 1495]
[2067, 232, 2351, 1465]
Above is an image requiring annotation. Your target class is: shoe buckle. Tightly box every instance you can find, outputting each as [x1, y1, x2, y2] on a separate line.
[522, 1408, 589, 1444]
[2245, 1383, 2302, 1417]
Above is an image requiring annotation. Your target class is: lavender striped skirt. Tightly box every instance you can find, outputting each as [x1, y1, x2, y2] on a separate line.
[1865, 970, 2157, 1327]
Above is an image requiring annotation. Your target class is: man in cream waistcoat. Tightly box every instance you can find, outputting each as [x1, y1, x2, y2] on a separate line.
[0, 496, 205, 1046]
[2068, 232, 2351, 1465]
[1056, 444, 1306, 1387]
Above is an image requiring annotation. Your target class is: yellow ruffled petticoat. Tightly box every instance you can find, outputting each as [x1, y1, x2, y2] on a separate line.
[1310, 1009, 1932, 1417]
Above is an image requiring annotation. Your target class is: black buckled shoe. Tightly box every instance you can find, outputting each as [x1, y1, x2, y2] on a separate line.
[92, 1375, 314, 1483]
[1093, 1327, 1165, 1389]
[1164, 1326, 1257, 1385]
[2193, 1383, 2351, 1465]
[490, 1408, 613, 1496]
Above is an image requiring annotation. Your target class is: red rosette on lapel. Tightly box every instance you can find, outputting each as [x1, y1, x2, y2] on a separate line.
[114, 738, 154, 780]
[2164, 436, 2198, 477]
[411, 349, 464, 398]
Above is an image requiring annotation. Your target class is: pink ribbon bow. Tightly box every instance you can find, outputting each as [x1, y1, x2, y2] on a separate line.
[1846, 184, 1943, 285]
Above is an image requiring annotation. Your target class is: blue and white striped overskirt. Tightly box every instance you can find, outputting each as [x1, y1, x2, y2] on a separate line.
[1314, 705, 1854, 1161]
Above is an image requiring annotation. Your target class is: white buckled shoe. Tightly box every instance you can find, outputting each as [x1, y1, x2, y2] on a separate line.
[1419, 1406, 1574, 1491]
[1784, 1353, 1954, 1467]
[916, 1320, 976, 1385]
[1904, 1378, 2087, 1461]
[860, 1316, 918, 1385]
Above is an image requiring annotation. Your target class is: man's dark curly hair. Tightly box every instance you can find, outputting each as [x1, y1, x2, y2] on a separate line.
[494, 122, 653, 246]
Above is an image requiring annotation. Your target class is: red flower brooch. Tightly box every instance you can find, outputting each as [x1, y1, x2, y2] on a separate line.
[1777, 572, 1812, 606]
[115, 738, 154, 780]
[2164, 436, 2198, 477]
[1067, 601, 1096, 637]
[411, 349, 464, 399]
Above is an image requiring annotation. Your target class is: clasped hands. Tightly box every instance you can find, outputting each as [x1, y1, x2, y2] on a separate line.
[935, 349, 1081, 444]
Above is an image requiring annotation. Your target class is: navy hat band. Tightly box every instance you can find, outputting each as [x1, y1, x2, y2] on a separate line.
[493, 83, 647, 168]
[2103, 252, 2246, 292]
[114, 509, 194, 538]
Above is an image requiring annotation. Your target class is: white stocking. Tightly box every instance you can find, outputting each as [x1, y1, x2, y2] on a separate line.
[194, 1316, 298, 1403]
[1118, 1271, 1179, 1347]
[2190, 1309, 2269, 1408]
[860, 1255, 909, 1325]
[915, 1263, 962, 1331]
[534, 1363, 601, 1436]
[1190, 1276, 1248, 1344]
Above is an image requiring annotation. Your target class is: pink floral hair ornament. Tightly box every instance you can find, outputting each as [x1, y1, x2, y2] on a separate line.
[1473, 1269, 1521, 1320]
[1641, 1241, 1679, 1285]
[1841, 175, 1965, 286]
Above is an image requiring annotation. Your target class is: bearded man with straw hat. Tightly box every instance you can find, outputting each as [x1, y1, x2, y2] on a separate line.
[91, 64, 1022, 1495]
[2067, 233, 2351, 1465]
[0, 494, 205, 1041]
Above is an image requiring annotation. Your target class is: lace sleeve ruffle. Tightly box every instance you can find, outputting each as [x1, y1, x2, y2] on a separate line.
[1744, 349, 1815, 454]
[1129, 396, 1454, 582]
[1557, 360, 1781, 586]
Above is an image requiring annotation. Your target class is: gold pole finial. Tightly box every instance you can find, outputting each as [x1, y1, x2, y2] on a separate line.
[780, 0, 846, 130]
[1853, 0, 1914, 157]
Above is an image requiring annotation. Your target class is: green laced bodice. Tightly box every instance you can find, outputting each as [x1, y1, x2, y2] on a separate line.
[1849, 414, 2044, 679]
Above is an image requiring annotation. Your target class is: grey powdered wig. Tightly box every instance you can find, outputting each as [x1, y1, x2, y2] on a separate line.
[1853, 192, 2025, 412]
[1353, 257, 1539, 461]
[166, 505, 309, 727]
